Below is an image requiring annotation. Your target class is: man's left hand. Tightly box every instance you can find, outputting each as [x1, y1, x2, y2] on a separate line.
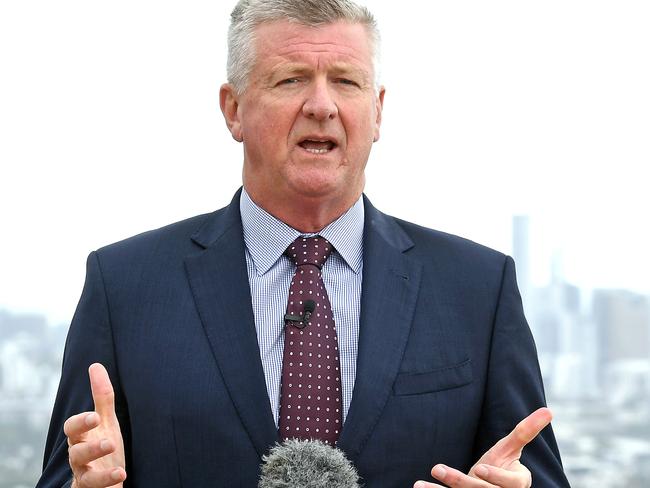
[413, 407, 553, 488]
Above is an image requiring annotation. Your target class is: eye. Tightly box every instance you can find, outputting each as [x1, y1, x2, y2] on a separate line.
[277, 78, 301, 86]
[336, 78, 359, 87]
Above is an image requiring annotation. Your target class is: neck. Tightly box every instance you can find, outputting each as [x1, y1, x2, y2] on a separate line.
[243, 186, 360, 233]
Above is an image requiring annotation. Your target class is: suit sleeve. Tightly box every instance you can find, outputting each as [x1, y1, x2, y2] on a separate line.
[472, 256, 570, 487]
[36, 252, 131, 488]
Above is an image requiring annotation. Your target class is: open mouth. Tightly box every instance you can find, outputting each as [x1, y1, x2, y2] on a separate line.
[298, 138, 338, 154]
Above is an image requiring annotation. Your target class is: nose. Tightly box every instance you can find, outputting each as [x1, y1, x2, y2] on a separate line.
[302, 80, 338, 121]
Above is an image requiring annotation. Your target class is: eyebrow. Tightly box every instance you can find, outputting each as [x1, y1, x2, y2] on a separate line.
[267, 62, 371, 84]
[330, 63, 371, 82]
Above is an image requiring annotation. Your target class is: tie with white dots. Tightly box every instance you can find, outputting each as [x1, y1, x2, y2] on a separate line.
[278, 236, 342, 446]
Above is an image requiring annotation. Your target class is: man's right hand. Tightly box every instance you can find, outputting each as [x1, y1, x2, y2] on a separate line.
[64, 363, 126, 488]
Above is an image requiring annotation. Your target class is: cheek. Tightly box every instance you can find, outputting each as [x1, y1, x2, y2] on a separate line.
[344, 104, 378, 142]
[245, 106, 295, 147]
[243, 120, 279, 155]
[343, 117, 376, 154]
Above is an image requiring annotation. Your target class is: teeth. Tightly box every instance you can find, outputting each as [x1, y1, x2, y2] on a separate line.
[299, 139, 335, 153]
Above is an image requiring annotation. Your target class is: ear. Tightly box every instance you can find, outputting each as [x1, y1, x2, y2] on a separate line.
[373, 86, 385, 143]
[219, 83, 243, 142]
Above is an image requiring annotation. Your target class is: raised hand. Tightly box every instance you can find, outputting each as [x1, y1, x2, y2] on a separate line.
[64, 363, 126, 488]
[414, 407, 553, 488]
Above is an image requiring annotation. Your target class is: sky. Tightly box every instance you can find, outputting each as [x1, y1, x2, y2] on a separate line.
[1, 1, 649, 325]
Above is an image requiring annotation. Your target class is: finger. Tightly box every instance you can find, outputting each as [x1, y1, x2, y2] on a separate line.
[68, 438, 116, 468]
[475, 463, 531, 487]
[431, 464, 498, 488]
[414, 482, 446, 488]
[64, 412, 100, 444]
[89, 363, 116, 419]
[491, 407, 552, 459]
[77, 466, 126, 487]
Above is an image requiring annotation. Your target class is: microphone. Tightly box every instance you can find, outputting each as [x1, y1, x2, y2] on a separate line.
[302, 300, 316, 323]
[259, 439, 360, 488]
[284, 299, 317, 329]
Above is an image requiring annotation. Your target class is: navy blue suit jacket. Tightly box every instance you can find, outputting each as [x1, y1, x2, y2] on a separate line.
[38, 190, 569, 487]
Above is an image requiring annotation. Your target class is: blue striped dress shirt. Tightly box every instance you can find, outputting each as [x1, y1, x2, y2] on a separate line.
[239, 189, 363, 427]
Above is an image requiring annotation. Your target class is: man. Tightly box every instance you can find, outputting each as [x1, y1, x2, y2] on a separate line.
[38, 1, 570, 487]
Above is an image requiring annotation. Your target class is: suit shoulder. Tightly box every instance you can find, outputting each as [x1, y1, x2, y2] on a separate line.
[386, 216, 512, 285]
[93, 209, 224, 265]
[395, 217, 507, 262]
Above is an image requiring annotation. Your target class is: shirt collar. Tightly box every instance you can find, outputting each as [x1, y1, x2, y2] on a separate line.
[240, 188, 364, 276]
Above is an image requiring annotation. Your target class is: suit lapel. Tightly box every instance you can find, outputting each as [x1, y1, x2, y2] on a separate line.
[337, 197, 422, 460]
[184, 190, 278, 458]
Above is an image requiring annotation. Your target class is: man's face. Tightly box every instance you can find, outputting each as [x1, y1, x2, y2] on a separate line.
[222, 20, 384, 213]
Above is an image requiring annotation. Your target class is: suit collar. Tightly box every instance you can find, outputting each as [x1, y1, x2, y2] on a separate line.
[190, 189, 243, 250]
[361, 194, 414, 253]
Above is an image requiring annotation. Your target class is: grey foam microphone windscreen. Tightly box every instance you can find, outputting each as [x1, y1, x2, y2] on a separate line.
[259, 439, 360, 488]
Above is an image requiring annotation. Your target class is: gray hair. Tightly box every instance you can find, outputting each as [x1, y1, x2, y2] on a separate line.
[227, 0, 381, 94]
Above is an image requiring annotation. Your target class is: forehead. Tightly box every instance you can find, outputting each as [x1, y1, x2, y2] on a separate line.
[252, 20, 373, 70]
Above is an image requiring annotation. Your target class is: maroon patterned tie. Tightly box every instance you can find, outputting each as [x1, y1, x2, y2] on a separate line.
[278, 236, 343, 446]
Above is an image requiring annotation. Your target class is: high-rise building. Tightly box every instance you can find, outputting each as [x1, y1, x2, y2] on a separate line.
[512, 215, 531, 303]
[593, 289, 650, 362]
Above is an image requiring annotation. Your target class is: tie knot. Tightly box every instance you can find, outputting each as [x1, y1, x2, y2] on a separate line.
[285, 236, 333, 269]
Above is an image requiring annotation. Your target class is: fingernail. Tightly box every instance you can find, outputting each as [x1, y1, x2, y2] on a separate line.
[476, 465, 489, 477]
[111, 469, 123, 481]
[100, 439, 110, 451]
[85, 413, 98, 426]
[414, 482, 425, 488]
[432, 465, 447, 479]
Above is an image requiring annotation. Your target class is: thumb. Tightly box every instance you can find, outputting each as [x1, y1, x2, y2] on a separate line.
[89, 363, 116, 419]
[493, 407, 553, 460]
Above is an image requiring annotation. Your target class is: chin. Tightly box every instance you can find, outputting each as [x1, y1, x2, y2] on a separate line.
[290, 182, 339, 200]
[285, 170, 346, 199]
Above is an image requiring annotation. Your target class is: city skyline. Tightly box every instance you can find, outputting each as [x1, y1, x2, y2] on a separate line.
[2, 210, 648, 326]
